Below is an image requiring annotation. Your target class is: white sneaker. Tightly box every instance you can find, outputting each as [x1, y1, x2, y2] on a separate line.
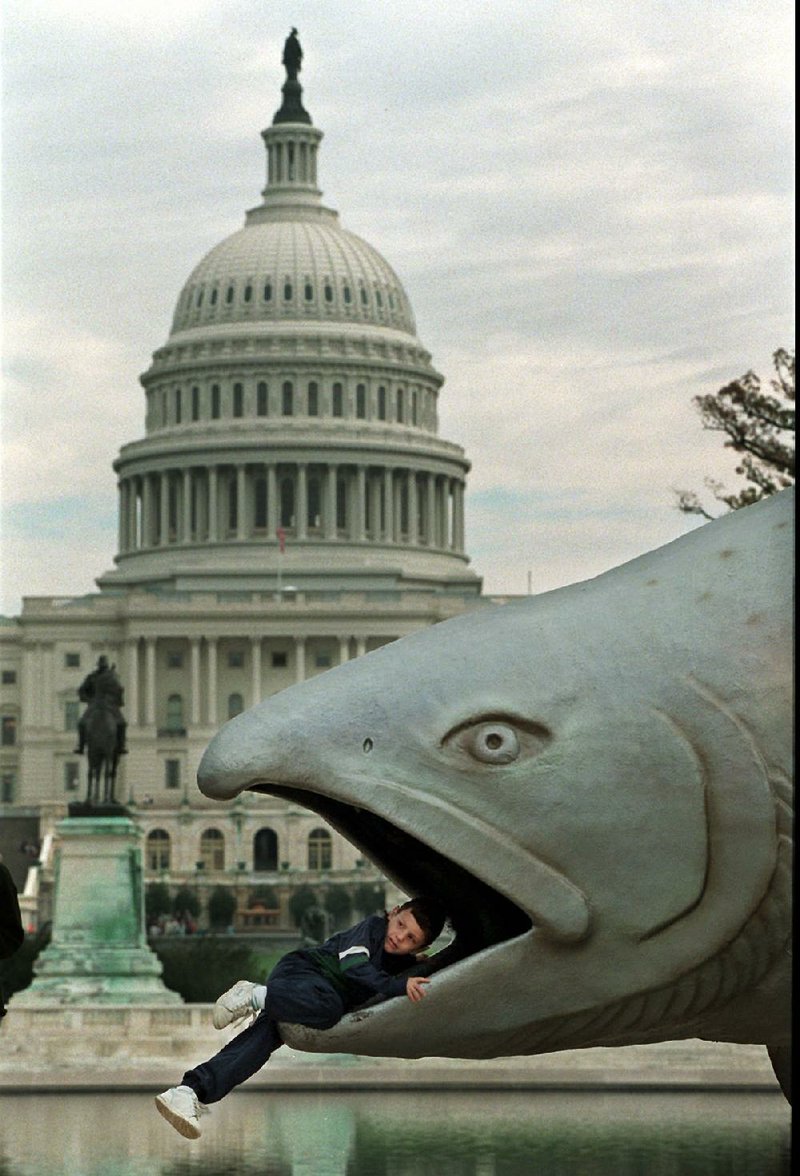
[213, 979, 258, 1030]
[155, 1085, 208, 1139]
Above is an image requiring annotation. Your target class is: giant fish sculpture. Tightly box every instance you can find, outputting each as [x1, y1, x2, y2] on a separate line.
[198, 488, 793, 1100]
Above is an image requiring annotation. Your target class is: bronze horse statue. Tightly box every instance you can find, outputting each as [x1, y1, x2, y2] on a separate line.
[85, 702, 120, 805]
[74, 656, 127, 807]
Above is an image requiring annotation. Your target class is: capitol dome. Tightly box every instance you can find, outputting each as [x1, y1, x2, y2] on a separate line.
[99, 45, 480, 600]
[170, 219, 417, 337]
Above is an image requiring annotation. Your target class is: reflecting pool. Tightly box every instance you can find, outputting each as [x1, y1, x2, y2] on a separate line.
[0, 1090, 790, 1176]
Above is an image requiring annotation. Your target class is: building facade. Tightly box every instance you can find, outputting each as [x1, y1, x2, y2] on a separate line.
[0, 45, 484, 932]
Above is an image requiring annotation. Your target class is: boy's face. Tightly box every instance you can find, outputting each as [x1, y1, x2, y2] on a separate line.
[384, 907, 428, 955]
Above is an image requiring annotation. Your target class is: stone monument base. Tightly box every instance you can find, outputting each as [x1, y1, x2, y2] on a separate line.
[13, 816, 180, 1006]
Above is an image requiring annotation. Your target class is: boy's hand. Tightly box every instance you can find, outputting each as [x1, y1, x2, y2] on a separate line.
[406, 976, 430, 1002]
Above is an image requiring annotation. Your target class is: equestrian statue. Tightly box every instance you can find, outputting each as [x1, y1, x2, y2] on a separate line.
[73, 655, 128, 807]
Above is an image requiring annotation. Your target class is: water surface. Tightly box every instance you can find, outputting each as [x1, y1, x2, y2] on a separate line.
[0, 1090, 790, 1176]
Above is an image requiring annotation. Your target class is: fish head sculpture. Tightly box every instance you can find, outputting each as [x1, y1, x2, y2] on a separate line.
[198, 489, 792, 1077]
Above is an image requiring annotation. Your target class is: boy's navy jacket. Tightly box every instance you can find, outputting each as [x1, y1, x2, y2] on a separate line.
[306, 914, 410, 1006]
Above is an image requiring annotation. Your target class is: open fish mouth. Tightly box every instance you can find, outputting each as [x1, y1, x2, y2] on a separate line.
[251, 781, 535, 968]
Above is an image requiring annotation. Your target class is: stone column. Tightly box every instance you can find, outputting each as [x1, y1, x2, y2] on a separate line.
[190, 638, 201, 726]
[408, 470, 418, 546]
[182, 468, 192, 543]
[356, 466, 366, 541]
[294, 637, 306, 683]
[251, 637, 262, 705]
[454, 479, 465, 552]
[159, 472, 169, 545]
[207, 638, 218, 727]
[297, 463, 308, 540]
[325, 464, 337, 538]
[426, 474, 436, 546]
[355, 636, 367, 658]
[142, 475, 153, 547]
[237, 464, 247, 540]
[117, 480, 127, 554]
[126, 638, 139, 728]
[144, 638, 156, 727]
[383, 469, 394, 542]
[338, 636, 349, 666]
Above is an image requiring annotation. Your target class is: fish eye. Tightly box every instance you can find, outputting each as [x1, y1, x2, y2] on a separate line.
[442, 714, 551, 767]
[467, 722, 520, 764]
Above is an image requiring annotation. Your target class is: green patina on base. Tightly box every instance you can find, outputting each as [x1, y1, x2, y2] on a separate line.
[14, 817, 181, 1005]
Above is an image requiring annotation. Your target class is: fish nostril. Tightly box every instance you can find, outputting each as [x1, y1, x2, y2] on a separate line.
[362, 737, 373, 753]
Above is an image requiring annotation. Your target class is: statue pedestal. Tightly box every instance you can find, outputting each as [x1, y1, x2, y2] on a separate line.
[13, 817, 180, 1006]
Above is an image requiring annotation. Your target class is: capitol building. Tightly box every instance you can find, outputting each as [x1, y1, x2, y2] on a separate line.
[0, 39, 486, 932]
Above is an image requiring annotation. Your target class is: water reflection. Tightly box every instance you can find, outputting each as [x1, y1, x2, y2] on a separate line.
[0, 1090, 790, 1176]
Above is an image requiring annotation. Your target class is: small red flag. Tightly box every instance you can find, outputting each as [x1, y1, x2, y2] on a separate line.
[276, 526, 286, 554]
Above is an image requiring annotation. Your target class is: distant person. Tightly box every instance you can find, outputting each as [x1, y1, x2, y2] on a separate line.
[0, 859, 25, 1020]
[155, 896, 446, 1138]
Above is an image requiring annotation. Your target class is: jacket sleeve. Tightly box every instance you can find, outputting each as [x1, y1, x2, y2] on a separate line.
[327, 916, 408, 998]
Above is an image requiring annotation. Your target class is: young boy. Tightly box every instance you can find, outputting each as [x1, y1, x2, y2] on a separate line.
[155, 895, 446, 1138]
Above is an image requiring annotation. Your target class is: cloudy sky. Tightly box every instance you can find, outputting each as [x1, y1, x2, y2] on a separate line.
[1, 0, 794, 615]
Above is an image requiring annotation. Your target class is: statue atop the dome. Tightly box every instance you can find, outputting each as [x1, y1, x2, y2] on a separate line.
[283, 28, 302, 81]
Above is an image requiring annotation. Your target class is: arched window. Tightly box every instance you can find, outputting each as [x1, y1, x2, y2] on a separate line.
[200, 828, 225, 871]
[283, 280, 293, 301]
[332, 383, 343, 417]
[324, 281, 333, 303]
[304, 281, 313, 301]
[233, 383, 244, 418]
[225, 285, 234, 304]
[263, 281, 273, 303]
[191, 386, 200, 421]
[308, 827, 332, 870]
[280, 476, 295, 527]
[196, 287, 204, 307]
[244, 284, 253, 303]
[254, 827, 279, 872]
[360, 285, 368, 306]
[356, 384, 366, 419]
[210, 287, 218, 306]
[146, 829, 171, 871]
[307, 381, 319, 416]
[165, 694, 184, 733]
[211, 385, 221, 419]
[343, 284, 352, 304]
[377, 386, 386, 420]
[175, 387, 182, 424]
[282, 381, 294, 416]
[397, 388, 405, 423]
[228, 692, 244, 719]
[412, 388, 418, 426]
[257, 382, 269, 416]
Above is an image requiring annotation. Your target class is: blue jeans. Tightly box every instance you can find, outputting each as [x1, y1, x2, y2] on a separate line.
[182, 951, 346, 1104]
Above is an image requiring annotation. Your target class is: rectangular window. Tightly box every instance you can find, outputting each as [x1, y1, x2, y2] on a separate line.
[1, 715, 17, 746]
[166, 651, 183, 669]
[1, 772, 15, 803]
[314, 652, 332, 669]
[211, 385, 221, 419]
[228, 650, 245, 668]
[64, 701, 80, 732]
[175, 387, 182, 424]
[356, 384, 366, 419]
[192, 386, 200, 421]
[271, 652, 288, 668]
[1, 670, 16, 684]
[65, 652, 81, 668]
[64, 761, 80, 792]
[257, 382, 268, 416]
[164, 759, 181, 789]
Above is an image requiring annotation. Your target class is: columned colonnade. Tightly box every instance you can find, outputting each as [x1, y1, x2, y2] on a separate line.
[124, 633, 374, 729]
[117, 461, 466, 553]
